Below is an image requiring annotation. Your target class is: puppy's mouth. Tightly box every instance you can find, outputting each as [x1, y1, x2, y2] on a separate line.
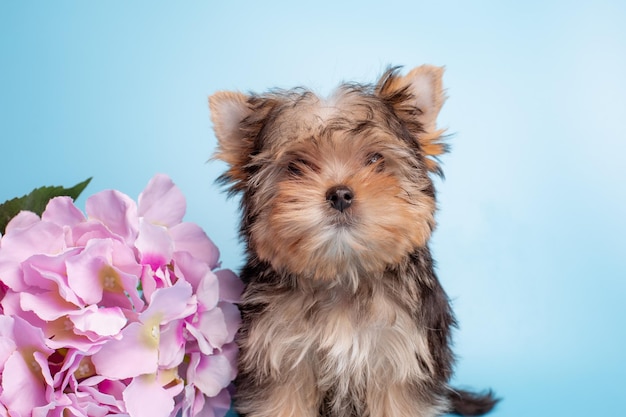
[327, 211, 356, 228]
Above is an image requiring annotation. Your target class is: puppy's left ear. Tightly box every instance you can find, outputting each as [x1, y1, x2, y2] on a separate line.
[209, 91, 251, 165]
[209, 91, 254, 188]
[377, 65, 448, 174]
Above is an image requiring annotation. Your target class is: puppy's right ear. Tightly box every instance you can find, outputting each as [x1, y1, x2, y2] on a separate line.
[209, 91, 252, 174]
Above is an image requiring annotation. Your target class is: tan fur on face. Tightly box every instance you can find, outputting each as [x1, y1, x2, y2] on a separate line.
[250, 129, 436, 287]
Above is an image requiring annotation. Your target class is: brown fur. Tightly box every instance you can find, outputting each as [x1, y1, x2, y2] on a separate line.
[210, 65, 497, 417]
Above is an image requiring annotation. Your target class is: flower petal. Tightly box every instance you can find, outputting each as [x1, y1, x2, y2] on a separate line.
[196, 269, 219, 311]
[140, 264, 158, 304]
[0, 316, 16, 371]
[45, 317, 109, 352]
[135, 218, 173, 270]
[123, 375, 174, 417]
[4, 210, 40, 233]
[0, 217, 65, 266]
[221, 342, 238, 380]
[215, 269, 244, 303]
[0, 350, 49, 413]
[91, 322, 158, 379]
[137, 174, 186, 228]
[219, 301, 242, 345]
[71, 219, 121, 247]
[0, 291, 47, 330]
[170, 222, 220, 269]
[66, 238, 142, 311]
[23, 251, 83, 306]
[173, 251, 213, 293]
[66, 261, 107, 306]
[187, 352, 233, 397]
[20, 290, 78, 321]
[181, 384, 204, 417]
[193, 308, 228, 352]
[205, 387, 233, 417]
[0, 337, 15, 374]
[79, 377, 127, 409]
[181, 384, 232, 417]
[54, 349, 85, 393]
[141, 279, 195, 324]
[0, 260, 26, 292]
[185, 323, 213, 356]
[42, 197, 86, 228]
[158, 320, 185, 369]
[10, 315, 54, 355]
[69, 305, 127, 339]
[85, 190, 139, 245]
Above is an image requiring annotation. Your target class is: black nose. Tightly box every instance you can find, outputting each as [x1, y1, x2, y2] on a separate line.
[326, 185, 354, 212]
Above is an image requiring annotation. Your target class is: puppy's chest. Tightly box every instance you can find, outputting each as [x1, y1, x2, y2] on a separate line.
[314, 292, 407, 355]
[292, 290, 432, 383]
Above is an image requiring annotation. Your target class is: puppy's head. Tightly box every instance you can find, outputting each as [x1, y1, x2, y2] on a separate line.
[210, 66, 447, 284]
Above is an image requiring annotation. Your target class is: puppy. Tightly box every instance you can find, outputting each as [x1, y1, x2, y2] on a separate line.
[209, 65, 498, 417]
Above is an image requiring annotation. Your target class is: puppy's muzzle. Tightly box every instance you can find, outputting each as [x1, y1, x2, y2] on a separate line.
[326, 185, 354, 212]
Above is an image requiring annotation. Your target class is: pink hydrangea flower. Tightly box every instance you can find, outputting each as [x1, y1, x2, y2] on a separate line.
[0, 174, 242, 417]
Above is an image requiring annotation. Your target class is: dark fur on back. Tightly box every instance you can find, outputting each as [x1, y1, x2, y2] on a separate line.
[210, 66, 498, 417]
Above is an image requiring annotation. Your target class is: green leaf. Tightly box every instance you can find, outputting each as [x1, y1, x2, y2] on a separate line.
[0, 177, 92, 235]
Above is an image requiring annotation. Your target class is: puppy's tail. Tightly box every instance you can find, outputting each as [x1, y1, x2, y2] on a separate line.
[448, 388, 499, 416]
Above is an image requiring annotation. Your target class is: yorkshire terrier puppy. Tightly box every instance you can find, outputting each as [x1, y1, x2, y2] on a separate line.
[209, 65, 498, 417]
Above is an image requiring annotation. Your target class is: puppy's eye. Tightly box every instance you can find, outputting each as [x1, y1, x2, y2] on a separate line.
[366, 153, 385, 171]
[367, 153, 383, 164]
[287, 159, 311, 176]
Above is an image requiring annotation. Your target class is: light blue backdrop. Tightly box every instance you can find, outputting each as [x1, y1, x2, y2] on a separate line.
[2, 2, 625, 416]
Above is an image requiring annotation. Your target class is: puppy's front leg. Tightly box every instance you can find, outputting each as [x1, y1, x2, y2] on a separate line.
[366, 382, 448, 417]
[236, 360, 321, 417]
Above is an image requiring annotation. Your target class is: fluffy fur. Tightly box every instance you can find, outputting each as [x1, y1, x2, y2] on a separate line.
[210, 65, 498, 417]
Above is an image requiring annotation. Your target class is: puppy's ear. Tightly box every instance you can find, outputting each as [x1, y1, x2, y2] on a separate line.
[209, 91, 252, 171]
[210, 91, 281, 190]
[377, 65, 448, 174]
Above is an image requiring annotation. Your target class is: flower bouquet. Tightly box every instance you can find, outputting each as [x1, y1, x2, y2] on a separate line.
[0, 174, 242, 417]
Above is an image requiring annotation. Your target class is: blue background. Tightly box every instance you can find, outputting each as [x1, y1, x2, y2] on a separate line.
[2, 2, 625, 416]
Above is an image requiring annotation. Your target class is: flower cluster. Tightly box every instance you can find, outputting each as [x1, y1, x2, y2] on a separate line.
[0, 174, 243, 417]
